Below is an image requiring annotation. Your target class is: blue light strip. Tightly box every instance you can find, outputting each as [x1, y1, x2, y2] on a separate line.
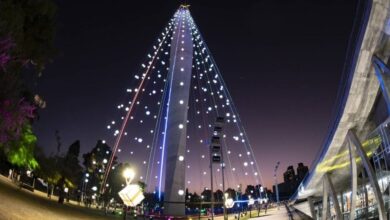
[373, 56, 390, 113]
[158, 9, 185, 200]
[144, 22, 174, 189]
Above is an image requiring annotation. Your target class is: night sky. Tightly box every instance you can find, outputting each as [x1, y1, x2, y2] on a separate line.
[34, 0, 358, 190]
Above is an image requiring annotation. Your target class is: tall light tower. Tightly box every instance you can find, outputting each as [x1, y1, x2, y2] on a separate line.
[162, 5, 193, 216]
[274, 161, 280, 209]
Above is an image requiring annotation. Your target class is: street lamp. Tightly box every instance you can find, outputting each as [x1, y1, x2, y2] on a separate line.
[225, 197, 234, 208]
[123, 168, 135, 185]
[274, 161, 280, 209]
[118, 167, 144, 211]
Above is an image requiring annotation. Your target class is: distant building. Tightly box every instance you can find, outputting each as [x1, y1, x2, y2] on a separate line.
[283, 165, 296, 183]
[273, 163, 309, 200]
[296, 162, 309, 182]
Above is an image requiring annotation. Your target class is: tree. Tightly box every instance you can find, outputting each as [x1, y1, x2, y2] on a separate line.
[35, 149, 61, 194]
[105, 162, 126, 202]
[214, 189, 224, 209]
[0, 0, 56, 76]
[138, 181, 147, 192]
[0, 0, 56, 170]
[54, 140, 82, 203]
[62, 140, 83, 187]
[82, 140, 119, 207]
[201, 189, 212, 208]
[186, 192, 201, 209]
[214, 189, 223, 202]
[6, 124, 38, 169]
[144, 192, 159, 211]
[245, 185, 256, 198]
[34, 141, 83, 203]
[225, 188, 237, 199]
[82, 140, 117, 194]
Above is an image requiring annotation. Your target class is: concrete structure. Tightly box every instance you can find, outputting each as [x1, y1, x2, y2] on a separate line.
[163, 6, 194, 216]
[293, 0, 390, 219]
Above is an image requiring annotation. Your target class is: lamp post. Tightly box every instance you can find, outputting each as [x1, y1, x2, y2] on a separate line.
[122, 168, 134, 220]
[82, 173, 89, 203]
[274, 162, 280, 210]
[119, 168, 145, 220]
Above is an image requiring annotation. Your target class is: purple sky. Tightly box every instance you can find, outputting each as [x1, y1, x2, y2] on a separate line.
[33, 0, 358, 190]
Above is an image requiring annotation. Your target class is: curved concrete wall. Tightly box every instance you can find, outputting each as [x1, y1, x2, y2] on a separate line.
[298, 0, 390, 199]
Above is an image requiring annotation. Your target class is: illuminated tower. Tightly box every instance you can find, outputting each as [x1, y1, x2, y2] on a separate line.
[101, 4, 264, 218]
[162, 5, 193, 215]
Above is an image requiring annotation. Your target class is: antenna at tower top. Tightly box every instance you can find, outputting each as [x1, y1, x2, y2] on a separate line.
[180, 0, 190, 9]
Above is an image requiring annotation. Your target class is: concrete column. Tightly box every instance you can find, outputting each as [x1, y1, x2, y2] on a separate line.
[308, 197, 317, 220]
[322, 178, 329, 220]
[348, 139, 358, 220]
[163, 6, 194, 216]
[362, 170, 369, 220]
[324, 173, 342, 220]
[340, 192, 345, 214]
[348, 130, 387, 220]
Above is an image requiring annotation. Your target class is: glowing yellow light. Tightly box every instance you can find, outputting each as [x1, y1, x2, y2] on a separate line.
[316, 136, 381, 173]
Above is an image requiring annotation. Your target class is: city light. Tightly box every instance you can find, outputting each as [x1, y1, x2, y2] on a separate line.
[178, 189, 184, 195]
[123, 168, 135, 185]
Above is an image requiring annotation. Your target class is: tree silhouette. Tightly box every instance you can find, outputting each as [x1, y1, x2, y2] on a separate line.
[0, 0, 56, 170]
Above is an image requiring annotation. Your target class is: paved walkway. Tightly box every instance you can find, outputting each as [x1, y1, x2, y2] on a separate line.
[0, 175, 311, 220]
[250, 206, 309, 220]
[250, 207, 289, 220]
[0, 175, 120, 220]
